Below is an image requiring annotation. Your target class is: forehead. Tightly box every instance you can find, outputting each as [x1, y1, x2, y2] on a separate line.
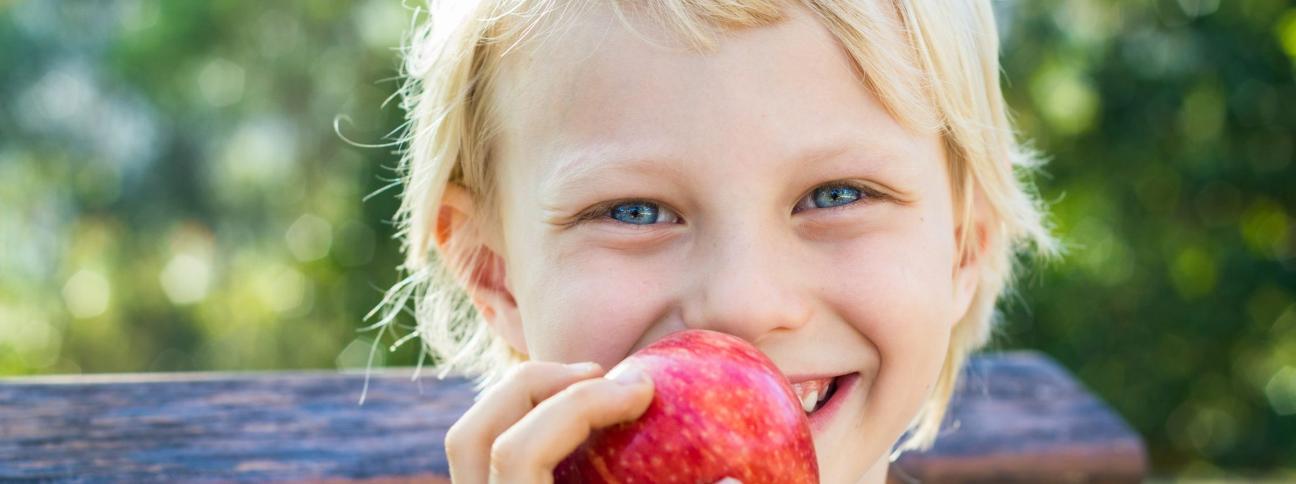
[487, 1, 920, 187]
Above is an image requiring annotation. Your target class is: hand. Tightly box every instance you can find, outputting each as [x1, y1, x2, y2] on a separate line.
[444, 360, 654, 483]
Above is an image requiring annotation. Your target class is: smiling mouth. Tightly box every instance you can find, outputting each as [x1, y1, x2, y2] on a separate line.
[790, 374, 844, 414]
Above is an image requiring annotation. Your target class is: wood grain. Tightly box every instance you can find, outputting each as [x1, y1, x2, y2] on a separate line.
[892, 352, 1147, 483]
[0, 351, 1144, 483]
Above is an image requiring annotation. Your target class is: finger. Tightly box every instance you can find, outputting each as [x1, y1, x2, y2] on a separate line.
[489, 363, 654, 483]
[445, 361, 603, 484]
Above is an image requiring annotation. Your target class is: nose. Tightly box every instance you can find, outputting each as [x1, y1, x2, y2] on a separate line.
[680, 227, 814, 343]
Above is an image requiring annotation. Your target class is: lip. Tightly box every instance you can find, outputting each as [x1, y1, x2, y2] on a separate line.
[785, 373, 846, 385]
[807, 372, 860, 433]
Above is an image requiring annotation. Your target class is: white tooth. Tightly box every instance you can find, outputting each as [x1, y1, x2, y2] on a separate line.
[801, 390, 819, 413]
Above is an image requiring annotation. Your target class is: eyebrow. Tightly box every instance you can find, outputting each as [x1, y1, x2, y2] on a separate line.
[540, 148, 686, 200]
[540, 136, 881, 201]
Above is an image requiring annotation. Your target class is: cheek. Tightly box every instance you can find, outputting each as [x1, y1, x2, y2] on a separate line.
[819, 213, 959, 453]
[517, 252, 674, 367]
[827, 214, 957, 379]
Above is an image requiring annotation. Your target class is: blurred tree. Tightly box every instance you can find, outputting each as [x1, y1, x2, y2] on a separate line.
[0, 1, 418, 377]
[994, 0, 1296, 477]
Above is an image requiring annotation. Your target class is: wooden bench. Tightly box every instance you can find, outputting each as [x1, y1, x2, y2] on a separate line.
[0, 351, 1145, 483]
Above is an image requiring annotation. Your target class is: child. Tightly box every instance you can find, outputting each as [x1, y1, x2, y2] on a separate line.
[381, 0, 1057, 481]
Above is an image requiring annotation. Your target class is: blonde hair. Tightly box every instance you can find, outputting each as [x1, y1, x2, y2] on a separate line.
[377, 0, 1058, 456]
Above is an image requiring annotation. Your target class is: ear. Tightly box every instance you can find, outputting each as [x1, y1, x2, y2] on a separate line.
[951, 193, 991, 328]
[434, 183, 528, 357]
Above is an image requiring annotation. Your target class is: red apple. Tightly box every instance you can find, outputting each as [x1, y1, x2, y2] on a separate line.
[553, 329, 818, 483]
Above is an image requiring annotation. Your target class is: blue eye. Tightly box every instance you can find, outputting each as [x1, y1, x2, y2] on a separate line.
[609, 201, 679, 225]
[812, 185, 861, 208]
[792, 183, 873, 214]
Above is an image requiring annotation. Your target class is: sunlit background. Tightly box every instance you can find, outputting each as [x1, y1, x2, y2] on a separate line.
[0, 0, 1293, 479]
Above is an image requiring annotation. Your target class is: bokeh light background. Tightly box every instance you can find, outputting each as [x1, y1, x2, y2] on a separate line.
[0, 0, 1293, 479]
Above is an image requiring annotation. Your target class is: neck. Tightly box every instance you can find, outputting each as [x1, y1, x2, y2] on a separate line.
[853, 454, 890, 484]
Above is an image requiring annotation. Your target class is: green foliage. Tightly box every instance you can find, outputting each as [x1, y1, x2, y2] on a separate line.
[994, 0, 1296, 476]
[0, 0, 1292, 477]
[0, 1, 418, 376]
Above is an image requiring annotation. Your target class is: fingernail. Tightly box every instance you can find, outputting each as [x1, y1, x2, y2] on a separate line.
[567, 362, 600, 374]
[606, 363, 648, 386]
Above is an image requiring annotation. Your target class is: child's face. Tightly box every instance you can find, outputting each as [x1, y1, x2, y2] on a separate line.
[468, 3, 979, 482]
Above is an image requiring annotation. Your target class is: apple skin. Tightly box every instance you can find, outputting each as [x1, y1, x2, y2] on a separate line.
[553, 329, 818, 483]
